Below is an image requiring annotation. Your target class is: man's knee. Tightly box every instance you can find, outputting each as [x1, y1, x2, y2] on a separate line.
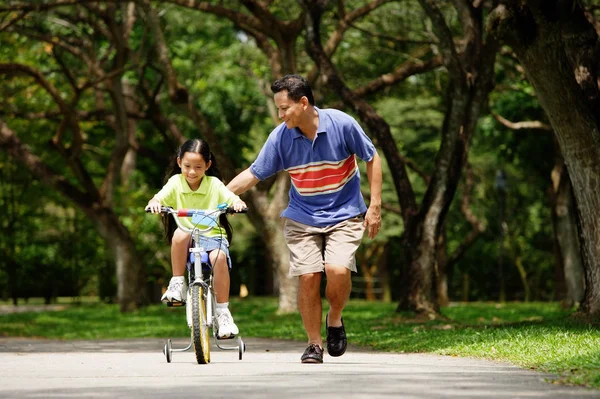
[324, 264, 351, 280]
[299, 272, 322, 290]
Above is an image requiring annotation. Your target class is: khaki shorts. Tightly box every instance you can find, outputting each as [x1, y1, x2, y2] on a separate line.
[283, 216, 365, 276]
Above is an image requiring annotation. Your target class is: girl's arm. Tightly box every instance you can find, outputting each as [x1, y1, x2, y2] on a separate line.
[147, 175, 177, 213]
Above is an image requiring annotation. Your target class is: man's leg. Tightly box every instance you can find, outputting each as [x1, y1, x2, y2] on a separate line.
[298, 272, 323, 347]
[324, 264, 351, 327]
[283, 218, 326, 362]
[322, 216, 364, 356]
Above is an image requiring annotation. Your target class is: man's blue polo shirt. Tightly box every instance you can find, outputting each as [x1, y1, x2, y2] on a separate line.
[250, 107, 376, 227]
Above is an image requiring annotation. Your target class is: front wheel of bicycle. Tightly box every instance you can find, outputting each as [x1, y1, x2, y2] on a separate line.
[191, 284, 210, 364]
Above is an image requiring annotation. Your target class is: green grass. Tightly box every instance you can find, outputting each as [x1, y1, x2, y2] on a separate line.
[1, 298, 599, 388]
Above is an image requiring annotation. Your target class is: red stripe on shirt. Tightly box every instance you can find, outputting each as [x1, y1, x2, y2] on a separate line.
[288, 155, 357, 195]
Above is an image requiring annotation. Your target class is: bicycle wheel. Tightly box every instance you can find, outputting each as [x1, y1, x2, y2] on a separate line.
[191, 284, 210, 364]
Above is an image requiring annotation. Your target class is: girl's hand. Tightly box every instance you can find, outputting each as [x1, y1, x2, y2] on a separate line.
[232, 200, 247, 213]
[146, 198, 162, 214]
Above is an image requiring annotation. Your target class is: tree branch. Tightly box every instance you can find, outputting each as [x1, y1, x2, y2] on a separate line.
[418, 0, 465, 82]
[491, 111, 552, 131]
[307, 0, 395, 84]
[161, 0, 266, 34]
[0, 10, 29, 31]
[0, 120, 96, 206]
[446, 164, 486, 269]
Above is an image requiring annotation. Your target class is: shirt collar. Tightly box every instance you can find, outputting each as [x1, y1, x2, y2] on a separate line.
[291, 106, 328, 139]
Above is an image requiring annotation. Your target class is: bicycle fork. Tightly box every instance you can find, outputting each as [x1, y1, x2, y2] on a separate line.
[186, 244, 213, 329]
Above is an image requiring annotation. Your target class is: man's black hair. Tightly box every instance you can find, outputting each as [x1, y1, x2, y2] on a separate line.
[271, 74, 315, 105]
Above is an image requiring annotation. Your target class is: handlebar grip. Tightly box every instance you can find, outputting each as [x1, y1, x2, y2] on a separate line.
[145, 206, 172, 214]
[227, 207, 248, 214]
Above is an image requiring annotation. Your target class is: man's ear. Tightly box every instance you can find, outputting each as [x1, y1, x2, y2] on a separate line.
[301, 96, 310, 108]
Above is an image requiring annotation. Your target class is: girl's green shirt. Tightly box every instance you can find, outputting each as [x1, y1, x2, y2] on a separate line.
[154, 174, 240, 237]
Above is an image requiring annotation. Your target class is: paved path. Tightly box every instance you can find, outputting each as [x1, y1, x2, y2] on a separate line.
[0, 337, 597, 398]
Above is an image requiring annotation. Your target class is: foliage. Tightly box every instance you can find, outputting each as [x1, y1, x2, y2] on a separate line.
[0, 151, 108, 303]
[0, 0, 582, 306]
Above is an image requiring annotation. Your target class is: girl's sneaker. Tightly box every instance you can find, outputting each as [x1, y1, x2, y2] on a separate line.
[161, 277, 187, 304]
[216, 309, 239, 338]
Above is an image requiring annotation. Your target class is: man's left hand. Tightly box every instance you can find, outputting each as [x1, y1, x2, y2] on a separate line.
[364, 205, 381, 239]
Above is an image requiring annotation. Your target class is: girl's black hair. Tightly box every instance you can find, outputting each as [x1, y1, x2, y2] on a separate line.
[162, 138, 234, 244]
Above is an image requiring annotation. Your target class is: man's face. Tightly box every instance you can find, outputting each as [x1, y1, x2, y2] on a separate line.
[274, 90, 305, 129]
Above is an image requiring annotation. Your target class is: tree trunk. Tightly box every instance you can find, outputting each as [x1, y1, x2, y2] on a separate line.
[93, 207, 148, 312]
[488, 1, 600, 316]
[379, 242, 392, 303]
[393, 1, 498, 316]
[436, 228, 449, 307]
[551, 162, 585, 306]
[246, 172, 297, 313]
[356, 243, 385, 301]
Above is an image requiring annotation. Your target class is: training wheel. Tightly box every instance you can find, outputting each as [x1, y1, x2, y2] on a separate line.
[164, 339, 172, 363]
[237, 336, 245, 360]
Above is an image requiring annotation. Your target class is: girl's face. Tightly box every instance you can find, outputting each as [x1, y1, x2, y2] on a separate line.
[177, 151, 211, 191]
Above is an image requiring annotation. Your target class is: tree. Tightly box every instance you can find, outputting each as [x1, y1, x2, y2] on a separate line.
[488, 0, 600, 316]
[0, 3, 149, 311]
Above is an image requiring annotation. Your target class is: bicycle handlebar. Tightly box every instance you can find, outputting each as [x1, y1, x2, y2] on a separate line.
[145, 203, 247, 235]
[145, 204, 248, 216]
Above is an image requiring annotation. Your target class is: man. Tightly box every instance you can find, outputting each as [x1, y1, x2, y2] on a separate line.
[227, 74, 382, 363]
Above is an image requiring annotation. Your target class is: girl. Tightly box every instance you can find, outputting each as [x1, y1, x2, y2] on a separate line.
[147, 139, 246, 339]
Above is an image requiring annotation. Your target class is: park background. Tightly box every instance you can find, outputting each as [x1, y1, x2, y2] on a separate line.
[1, 0, 600, 389]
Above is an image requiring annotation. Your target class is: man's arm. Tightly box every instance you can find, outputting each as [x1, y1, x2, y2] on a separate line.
[364, 151, 382, 239]
[226, 168, 261, 195]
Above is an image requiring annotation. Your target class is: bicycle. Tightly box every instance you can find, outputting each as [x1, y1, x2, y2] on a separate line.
[146, 203, 247, 364]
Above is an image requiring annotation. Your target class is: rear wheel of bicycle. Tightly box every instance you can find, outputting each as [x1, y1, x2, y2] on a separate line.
[191, 284, 210, 364]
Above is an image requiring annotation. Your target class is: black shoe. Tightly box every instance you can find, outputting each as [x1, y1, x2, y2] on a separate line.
[326, 315, 347, 357]
[301, 344, 324, 363]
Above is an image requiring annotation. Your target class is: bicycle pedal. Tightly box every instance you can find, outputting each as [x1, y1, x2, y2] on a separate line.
[166, 301, 186, 307]
[216, 334, 236, 340]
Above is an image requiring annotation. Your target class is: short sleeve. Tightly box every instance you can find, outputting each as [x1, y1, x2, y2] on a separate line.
[249, 130, 284, 180]
[154, 175, 178, 206]
[344, 118, 376, 162]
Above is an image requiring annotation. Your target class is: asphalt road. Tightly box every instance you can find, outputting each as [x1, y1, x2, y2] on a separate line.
[0, 337, 597, 399]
